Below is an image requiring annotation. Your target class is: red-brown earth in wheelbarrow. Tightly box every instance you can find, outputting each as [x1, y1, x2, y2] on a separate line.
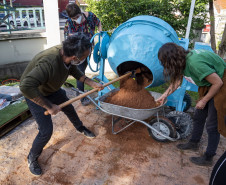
[105, 74, 157, 109]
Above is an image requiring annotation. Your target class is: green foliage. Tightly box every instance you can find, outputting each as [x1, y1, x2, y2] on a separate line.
[65, 78, 93, 91]
[2, 82, 20, 86]
[85, 0, 208, 44]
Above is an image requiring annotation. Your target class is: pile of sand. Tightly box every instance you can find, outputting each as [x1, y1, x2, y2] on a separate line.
[105, 74, 157, 109]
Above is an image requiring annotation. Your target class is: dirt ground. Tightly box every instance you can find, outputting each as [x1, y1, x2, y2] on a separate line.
[0, 88, 225, 185]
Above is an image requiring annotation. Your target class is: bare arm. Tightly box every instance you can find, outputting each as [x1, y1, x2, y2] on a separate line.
[79, 75, 104, 90]
[163, 79, 182, 96]
[196, 73, 223, 109]
[156, 77, 183, 105]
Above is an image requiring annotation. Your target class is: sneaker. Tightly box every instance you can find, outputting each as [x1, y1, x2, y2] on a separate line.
[190, 154, 213, 166]
[27, 154, 42, 176]
[176, 141, 199, 151]
[78, 126, 96, 138]
[81, 97, 91, 106]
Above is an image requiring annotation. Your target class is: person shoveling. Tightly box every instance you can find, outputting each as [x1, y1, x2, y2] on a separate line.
[19, 33, 104, 176]
[20, 33, 142, 176]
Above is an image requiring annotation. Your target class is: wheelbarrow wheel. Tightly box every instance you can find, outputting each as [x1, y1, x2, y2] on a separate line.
[147, 116, 177, 142]
[166, 111, 193, 139]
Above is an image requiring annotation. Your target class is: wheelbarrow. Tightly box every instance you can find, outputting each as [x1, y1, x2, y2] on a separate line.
[47, 73, 193, 142]
[71, 87, 191, 142]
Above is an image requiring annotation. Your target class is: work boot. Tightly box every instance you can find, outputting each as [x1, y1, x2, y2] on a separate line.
[81, 97, 91, 106]
[190, 154, 213, 166]
[77, 126, 96, 138]
[176, 141, 199, 151]
[27, 153, 42, 176]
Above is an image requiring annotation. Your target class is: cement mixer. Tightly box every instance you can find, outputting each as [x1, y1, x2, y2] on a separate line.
[87, 15, 198, 141]
[89, 15, 197, 110]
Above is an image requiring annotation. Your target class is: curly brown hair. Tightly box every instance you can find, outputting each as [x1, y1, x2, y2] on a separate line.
[158, 42, 189, 84]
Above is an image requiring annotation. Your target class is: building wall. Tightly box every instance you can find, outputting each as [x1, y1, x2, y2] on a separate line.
[0, 32, 47, 79]
[0, 33, 46, 65]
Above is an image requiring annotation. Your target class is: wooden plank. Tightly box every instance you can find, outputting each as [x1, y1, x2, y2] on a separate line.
[0, 109, 31, 138]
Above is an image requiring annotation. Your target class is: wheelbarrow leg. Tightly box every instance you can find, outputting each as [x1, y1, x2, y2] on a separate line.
[112, 116, 136, 134]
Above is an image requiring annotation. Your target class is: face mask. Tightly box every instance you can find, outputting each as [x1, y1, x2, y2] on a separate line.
[75, 15, 82, 24]
[71, 58, 86, 65]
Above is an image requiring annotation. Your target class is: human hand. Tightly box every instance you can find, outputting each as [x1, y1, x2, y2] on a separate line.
[47, 104, 61, 115]
[156, 95, 167, 106]
[91, 81, 104, 91]
[196, 99, 207, 109]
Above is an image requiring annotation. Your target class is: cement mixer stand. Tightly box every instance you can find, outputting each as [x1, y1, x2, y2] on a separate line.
[88, 31, 115, 99]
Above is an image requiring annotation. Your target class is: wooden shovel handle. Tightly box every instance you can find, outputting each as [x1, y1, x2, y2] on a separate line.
[44, 69, 139, 115]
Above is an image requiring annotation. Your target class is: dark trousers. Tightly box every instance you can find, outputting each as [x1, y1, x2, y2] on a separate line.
[77, 59, 88, 92]
[26, 89, 83, 158]
[190, 98, 220, 157]
[209, 151, 226, 185]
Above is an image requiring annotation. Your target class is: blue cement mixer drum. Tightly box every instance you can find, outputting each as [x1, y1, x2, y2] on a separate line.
[106, 15, 180, 87]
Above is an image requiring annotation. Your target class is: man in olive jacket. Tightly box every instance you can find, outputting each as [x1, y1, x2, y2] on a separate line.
[20, 33, 103, 176]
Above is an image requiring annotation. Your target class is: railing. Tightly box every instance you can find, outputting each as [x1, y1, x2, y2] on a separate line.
[13, 8, 45, 29]
[0, 2, 45, 34]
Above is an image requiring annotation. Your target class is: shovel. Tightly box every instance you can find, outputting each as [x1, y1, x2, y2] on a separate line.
[44, 68, 141, 115]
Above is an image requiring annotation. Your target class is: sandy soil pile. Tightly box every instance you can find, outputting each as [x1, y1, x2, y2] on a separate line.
[105, 75, 156, 109]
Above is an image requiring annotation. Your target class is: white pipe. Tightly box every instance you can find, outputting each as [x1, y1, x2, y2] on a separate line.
[43, 0, 61, 49]
[185, 0, 196, 39]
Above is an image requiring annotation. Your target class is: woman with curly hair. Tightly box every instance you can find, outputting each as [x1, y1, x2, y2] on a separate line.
[157, 42, 226, 166]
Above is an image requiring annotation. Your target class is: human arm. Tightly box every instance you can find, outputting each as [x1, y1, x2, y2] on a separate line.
[98, 21, 102, 32]
[31, 96, 61, 115]
[196, 73, 223, 109]
[79, 75, 104, 90]
[91, 12, 102, 32]
[20, 62, 61, 115]
[64, 20, 74, 38]
[156, 77, 183, 105]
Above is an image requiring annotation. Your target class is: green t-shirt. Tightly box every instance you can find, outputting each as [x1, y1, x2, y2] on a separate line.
[20, 45, 84, 99]
[183, 49, 226, 86]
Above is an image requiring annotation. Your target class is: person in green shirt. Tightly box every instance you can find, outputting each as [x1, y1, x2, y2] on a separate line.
[157, 42, 226, 166]
[20, 33, 103, 176]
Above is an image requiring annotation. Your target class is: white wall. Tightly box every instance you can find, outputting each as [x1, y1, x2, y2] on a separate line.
[0, 36, 47, 65]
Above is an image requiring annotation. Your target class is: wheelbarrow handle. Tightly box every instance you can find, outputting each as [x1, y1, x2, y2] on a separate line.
[44, 68, 141, 115]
